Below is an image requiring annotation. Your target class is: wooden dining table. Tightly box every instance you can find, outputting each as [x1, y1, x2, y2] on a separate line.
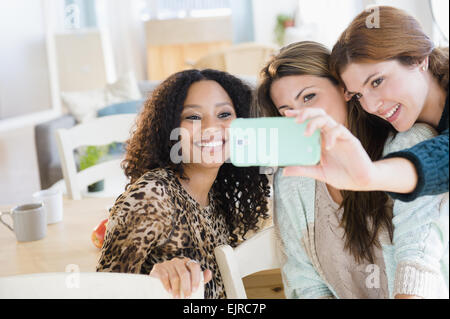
[0, 196, 285, 298]
[0, 196, 114, 277]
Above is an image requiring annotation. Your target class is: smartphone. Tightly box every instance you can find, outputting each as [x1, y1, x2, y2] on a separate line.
[229, 117, 321, 167]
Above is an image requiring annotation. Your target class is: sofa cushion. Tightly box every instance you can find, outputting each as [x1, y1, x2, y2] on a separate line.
[138, 80, 162, 98]
[60, 72, 142, 123]
[97, 99, 145, 117]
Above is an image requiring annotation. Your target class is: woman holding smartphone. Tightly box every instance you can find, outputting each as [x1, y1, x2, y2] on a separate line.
[255, 41, 448, 298]
[283, 6, 448, 203]
[97, 69, 270, 299]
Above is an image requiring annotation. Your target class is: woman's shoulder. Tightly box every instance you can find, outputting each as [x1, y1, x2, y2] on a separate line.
[122, 168, 173, 200]
[109, 168, 176, 225]
[274, 168, 315, 196]
[273, 168, 315, 224]
[135, 167, 173, 185]
[383, 123, 438, 156]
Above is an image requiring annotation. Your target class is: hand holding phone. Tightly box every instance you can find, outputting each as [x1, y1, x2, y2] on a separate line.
[282, 108, 379, 192]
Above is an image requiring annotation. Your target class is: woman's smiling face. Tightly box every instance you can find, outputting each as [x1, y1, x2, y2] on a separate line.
[179, 80, 237, 169]
[340, 59, 429, 132]
[270, 74, 348, 126]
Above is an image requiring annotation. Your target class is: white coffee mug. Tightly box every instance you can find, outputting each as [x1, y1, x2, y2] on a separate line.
[32, 189, 63, 224]
[0, 203, 47, 242]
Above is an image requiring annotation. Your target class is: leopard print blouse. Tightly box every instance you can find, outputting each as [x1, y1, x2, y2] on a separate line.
[96, 167, 232, 299]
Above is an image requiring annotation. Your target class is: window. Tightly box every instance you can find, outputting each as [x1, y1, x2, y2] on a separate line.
[141, 0, 231, 20]
[63, 0, 97, 29]
[0, 1, 52, 122]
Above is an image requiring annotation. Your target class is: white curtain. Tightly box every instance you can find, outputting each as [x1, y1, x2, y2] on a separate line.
[96, 0, 148, 82]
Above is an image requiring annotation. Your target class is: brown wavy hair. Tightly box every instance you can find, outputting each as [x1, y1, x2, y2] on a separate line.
[330, 5, 449, 93]
[122, 69, 270, 246]
[256, 41, 394, 263]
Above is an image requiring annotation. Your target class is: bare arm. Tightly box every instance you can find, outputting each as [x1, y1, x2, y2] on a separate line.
[368, 157, 418, 193]
[282, 109, 419, 194]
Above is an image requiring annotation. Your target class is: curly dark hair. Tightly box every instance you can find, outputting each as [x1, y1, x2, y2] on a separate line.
[122, 69, 271, 246]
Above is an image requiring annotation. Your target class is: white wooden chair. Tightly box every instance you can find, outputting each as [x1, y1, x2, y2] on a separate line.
[214, 225, 282, 299]
[0, 272, 204, 299]
[55, 114, 136, 200]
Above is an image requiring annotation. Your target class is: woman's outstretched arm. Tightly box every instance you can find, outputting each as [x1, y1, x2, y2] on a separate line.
[383, 128, 449, 201]
[281, 109, 446, 200]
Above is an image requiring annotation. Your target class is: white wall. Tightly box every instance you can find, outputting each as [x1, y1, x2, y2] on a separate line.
[252, 0, 442, 48]
[374, 0, 434, 38]
[0, 0, 52, 120]
[251, 0, 298, 45]
[251, 0, 364, 48]
[0, 1, 61, 205]
[0, 125, 41, 205]
[295, 0, 364, 49]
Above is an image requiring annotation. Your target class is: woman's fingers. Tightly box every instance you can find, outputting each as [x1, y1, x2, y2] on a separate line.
[324, 123, 348, 150]
[150, 260, 182, 298]
[203, 269, 213, 283]
[285, 109, 339, 139]
[285, 108, 326, 123]
[186, 260, 202, 292]
[150, 258, 211, 299]
[165, 262, 181, 298]
[284, 109, 298, 117]
[304, 115, 338, 136]
[282, 165, 323, 180]
[149, 265, 171, 294]
[174, 259, 192, 298]
[297, 113, 347, 152]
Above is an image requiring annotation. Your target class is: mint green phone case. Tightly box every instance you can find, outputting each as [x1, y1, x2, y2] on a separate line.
[229, 117, 321, 167]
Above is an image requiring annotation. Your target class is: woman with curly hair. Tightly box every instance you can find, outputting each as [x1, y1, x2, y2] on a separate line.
[96, 69, 270, 299]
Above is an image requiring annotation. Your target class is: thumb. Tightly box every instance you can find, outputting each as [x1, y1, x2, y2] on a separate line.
[203, 269, 212, 284]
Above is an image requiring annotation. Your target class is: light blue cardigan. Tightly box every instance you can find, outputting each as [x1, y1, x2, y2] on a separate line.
[273, 124, 449, 299]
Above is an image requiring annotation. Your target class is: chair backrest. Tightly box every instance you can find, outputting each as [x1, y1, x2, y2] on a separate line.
[192, 42, 278, 77]
[0, 272, 204, 299]
[55, 114, 136, 200]
[214, 225, 282, 298]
